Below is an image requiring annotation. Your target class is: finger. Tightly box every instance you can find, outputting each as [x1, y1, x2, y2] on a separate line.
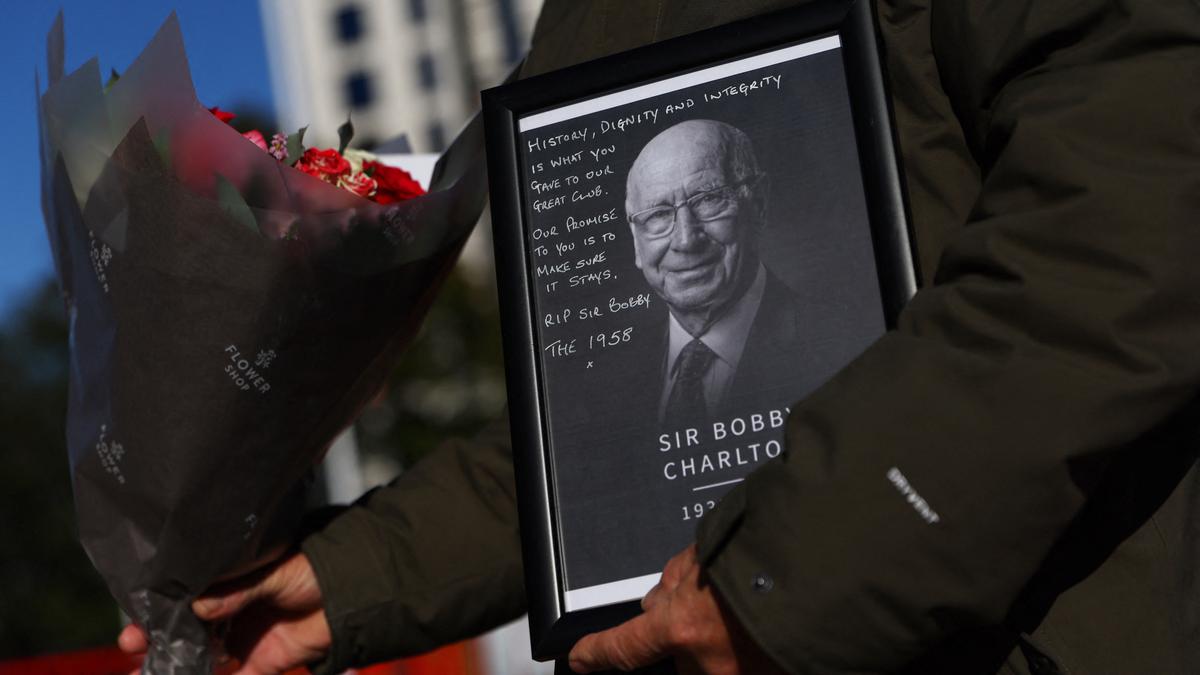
[659, 544, 698, 592]
[118, 624, 148, 654]
[196, 554, 318, 621]
[659, 557, 685, 591]
[234, 635, 294, 675]
[231, 656, 276, 675]
[194, 582, 270, 621]
[231, 617, 320, 675]
[645, 545, 699, 612]
[568, 612, 669, 673]
[640, 581, 665, 611]
[194, 565, 290, 620]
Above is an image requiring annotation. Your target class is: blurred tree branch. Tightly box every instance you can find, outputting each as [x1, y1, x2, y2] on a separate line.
[0, 280, 118, 658]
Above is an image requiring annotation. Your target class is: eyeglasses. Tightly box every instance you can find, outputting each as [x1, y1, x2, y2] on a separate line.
[627, 176, 760, 239]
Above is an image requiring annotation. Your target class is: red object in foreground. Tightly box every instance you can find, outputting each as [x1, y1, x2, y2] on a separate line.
[0, 648, 138, 675]
[0, 643, 479, 675]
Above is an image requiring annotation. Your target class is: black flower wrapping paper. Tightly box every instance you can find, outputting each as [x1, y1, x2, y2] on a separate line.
[38, 13, 488, 674]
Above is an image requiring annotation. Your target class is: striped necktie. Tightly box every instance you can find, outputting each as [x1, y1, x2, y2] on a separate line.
[664, 338, 716, 429]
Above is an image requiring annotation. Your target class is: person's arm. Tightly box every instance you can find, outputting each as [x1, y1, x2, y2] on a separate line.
[688, 2, 1200, 672]
[299, 417, 526, 674]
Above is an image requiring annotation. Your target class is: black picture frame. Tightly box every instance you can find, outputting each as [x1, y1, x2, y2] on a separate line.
[483, 0, 916, 660]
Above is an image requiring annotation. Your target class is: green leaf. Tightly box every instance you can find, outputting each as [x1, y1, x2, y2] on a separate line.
[337, 115, 354, 155]
[285, 126, 308, 166]
[215, 174, 260, 234]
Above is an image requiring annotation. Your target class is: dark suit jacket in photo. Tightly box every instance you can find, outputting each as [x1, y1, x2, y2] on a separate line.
[622, 270, 882, 431]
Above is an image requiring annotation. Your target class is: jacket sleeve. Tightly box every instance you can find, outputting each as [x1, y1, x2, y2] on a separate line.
[301, 417, 526, 674]
[696, 2, 1200, 673]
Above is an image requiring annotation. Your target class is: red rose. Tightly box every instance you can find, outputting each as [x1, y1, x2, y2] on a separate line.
[295, 148, 351, 182]
[338, 172, 378, 199]
[209, 106, 236, 124]
[366, 161, 425, 204]
[242, 130, 268, 151]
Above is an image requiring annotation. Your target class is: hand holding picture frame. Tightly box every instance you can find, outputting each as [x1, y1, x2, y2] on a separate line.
[483, 0, 916, 660]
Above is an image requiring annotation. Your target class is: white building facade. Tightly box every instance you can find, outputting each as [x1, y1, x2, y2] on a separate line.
[259, 0, 541, 151]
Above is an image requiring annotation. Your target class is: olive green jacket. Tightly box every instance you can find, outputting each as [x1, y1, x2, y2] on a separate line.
[302, 1, 1200, 674]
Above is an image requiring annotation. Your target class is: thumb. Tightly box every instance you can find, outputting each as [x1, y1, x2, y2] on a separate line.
[117, 623, 148, 654]
[193, 553, 317, 620]
[193, 577, 274, 621]
[568, 612, 668, 673]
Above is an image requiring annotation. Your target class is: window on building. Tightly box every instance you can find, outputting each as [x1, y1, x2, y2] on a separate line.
[417, 54, 437, 90]
[428, 122, 446, 152]
[335, 5, 364, 43]
[407, 0, 427, 23]
[345, 71, 374, 109]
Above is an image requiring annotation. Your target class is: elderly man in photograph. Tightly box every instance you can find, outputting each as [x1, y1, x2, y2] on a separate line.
[625, 119, 813, 429]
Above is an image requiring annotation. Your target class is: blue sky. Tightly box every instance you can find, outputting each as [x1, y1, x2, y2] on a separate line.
[1, 2, 276, 319]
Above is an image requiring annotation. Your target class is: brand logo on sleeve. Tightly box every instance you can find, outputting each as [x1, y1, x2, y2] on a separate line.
[887, 467, 941, 525]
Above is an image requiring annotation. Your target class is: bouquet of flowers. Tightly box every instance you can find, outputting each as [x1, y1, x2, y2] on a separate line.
[37, 13, 487, 674]
[208, 105, 428, 206]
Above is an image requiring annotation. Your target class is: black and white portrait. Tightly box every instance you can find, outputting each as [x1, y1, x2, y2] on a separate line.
[514, 37, 888, 608]
[624, 119, 820, 430]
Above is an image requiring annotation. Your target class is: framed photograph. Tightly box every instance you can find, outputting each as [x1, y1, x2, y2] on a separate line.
[483, 0, 916, 659]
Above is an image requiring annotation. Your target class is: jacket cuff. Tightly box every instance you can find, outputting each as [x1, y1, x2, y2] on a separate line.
[298, 417, 526, 674]
[301, 501, 387, 675]
[696, 474, 815, 675]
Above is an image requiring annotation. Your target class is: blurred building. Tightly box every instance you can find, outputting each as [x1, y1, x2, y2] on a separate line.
[259, 0, 541, 152]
